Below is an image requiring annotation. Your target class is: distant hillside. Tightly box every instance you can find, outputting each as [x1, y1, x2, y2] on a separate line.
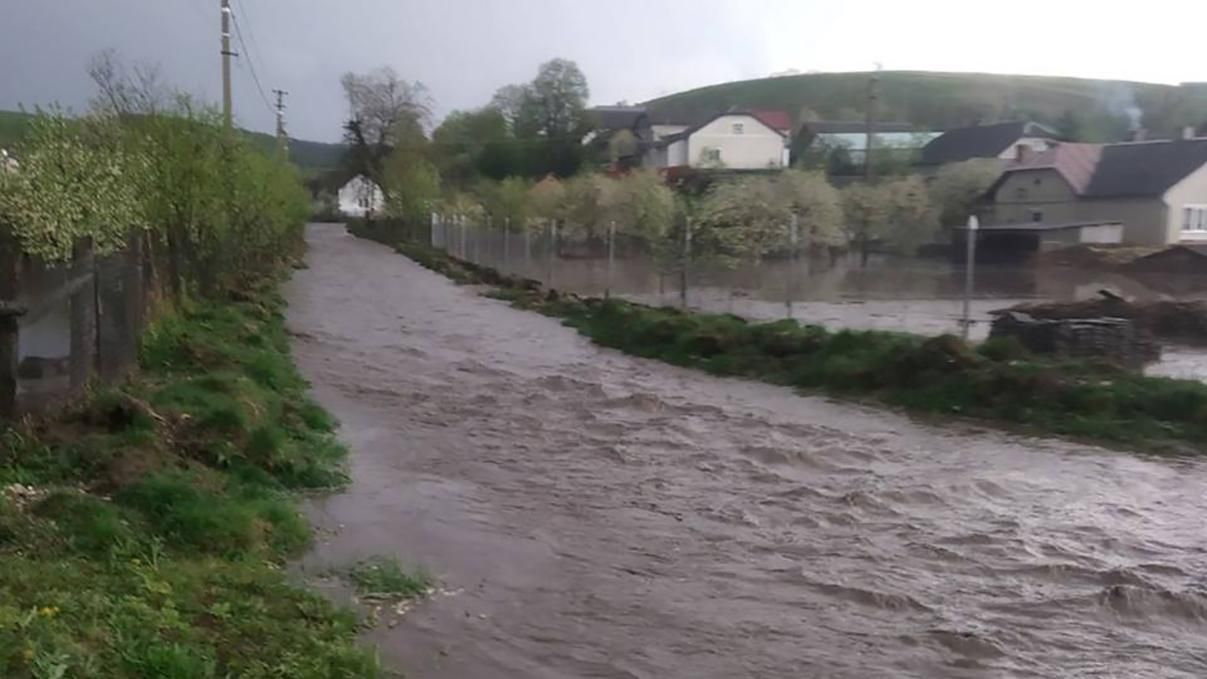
[0, 109, 344, 172]
[645, 71, 1207, 142]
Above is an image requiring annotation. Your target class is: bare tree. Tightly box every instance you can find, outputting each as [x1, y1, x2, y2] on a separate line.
[87, 49, 170, 116]
[340, 67, 432, 188]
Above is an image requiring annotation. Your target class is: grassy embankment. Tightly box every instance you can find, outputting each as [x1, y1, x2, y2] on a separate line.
[351, 222, 1207, 454]
[0, 280, 401, 678]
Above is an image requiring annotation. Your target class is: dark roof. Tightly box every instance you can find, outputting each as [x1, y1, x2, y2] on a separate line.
[804, 121, 916, 135]
[919, 121, 1057, 165]
[658, 110, 788, 145]
[587, 106, 649, 131]
[1082, 139, 1207, 198]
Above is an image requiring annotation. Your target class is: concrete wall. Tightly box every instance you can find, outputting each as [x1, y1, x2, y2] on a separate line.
[1163, 161, 1207, 244]
[686, 114, 786, 170]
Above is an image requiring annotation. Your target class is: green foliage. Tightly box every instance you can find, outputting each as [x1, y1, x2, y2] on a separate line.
[696, 170, 845, 265]
[841, 176, 936, 257]
[347, 557, 431, 599]
[1, 104, 309, 293]
[928, 158, 1003, 227]
[0, 112, 147, 262]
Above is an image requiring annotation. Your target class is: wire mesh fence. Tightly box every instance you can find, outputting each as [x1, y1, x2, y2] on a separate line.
[424, 216, 1047, 341]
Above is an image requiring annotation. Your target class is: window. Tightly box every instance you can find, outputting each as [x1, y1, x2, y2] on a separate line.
[702, 148, 722, 163]
[732, 123, 744, 135]
[1015, 187, 1028, 200]
[1031, 210, 1044, 223]
[1184, 205, 1207, 232]
[1033, 177, 1042, 187]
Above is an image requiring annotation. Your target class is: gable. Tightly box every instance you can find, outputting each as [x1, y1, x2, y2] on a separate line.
[690, 113, 783, 140]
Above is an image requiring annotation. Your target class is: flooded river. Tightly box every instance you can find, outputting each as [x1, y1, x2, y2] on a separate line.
[288, 225, 1207, 678]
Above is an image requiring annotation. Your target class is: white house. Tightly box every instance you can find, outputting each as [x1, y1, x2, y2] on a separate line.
[337, 176, 385, 218]
[644, 111, 789, 170]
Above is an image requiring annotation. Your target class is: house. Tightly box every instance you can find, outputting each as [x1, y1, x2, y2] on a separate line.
[583, 106, 653, 167]
[337, 176, 385, 218]
[919, 121, 1058, 167]
[795, 121, 942, 170]
[643, 110, 790, 170]
[985, 132, 1207, 246]
[0, 149, 17, 174]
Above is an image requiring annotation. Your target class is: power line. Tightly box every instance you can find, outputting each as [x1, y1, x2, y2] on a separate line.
[232, 0, 271, 91]
[229, 9, 274, 115]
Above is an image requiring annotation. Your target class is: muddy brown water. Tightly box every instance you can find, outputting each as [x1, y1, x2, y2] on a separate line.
[289, 225, 1207, 678]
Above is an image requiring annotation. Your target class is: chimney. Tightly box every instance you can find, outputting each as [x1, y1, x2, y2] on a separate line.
[1183, 126, 1197, 140]
[1131, 128, 1148, 142]
[1016, 143, 1032, 162]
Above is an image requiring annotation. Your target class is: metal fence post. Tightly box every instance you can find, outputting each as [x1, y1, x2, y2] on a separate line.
[503, 217, 511, 273]
[606, 220, 616, 299]
[962, 215, 979, 340]
[680, 217, 693, 309]
[787, 212, 800, 319]
[546, 220, 556, 289]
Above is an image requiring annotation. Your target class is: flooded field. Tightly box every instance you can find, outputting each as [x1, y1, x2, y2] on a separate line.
[287, 225, 1207, 678]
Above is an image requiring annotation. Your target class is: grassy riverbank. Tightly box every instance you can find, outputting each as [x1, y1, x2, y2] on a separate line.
[354, 224, 1207, 454]
[0, 281, 383, 678]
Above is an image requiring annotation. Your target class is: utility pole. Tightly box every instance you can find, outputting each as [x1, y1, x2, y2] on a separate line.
[220, 0, 235, 130]
[863, 65, 880, 181]
[273, 88, 289, 159]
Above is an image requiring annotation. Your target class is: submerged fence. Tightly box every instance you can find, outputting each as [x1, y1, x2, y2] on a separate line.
[352, 214, 1207, 348]
[0, 233, 147, 418]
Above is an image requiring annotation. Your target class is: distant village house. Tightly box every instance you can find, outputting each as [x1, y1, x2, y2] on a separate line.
[337, 175, 385, 218]
[919, 121, 1059, 167]
[985, 130, 1207, 246]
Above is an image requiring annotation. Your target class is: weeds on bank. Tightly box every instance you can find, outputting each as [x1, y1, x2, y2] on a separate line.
[347, 556, 432, 601]
[362, 228, 1207, 454]
[0, 282, 380, 678]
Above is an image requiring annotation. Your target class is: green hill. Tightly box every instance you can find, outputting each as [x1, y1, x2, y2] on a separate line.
[0, 109, 344, 172]
[645, 71, 1207, 142]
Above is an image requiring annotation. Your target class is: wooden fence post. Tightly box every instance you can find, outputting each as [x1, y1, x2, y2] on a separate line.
[0, 225, 23, 418]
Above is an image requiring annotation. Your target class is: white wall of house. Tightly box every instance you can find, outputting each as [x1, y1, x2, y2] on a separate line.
[666, 139, 689, 167]
[338, 176, 385, 217]
[1162, 161, 1207, 244]
[686, 114, 786, 169]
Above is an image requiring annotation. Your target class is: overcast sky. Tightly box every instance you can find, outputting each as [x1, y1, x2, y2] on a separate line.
[3, 0, 1206, 143]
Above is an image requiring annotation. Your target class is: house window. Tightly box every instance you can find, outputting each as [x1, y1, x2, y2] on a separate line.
[732, 123, 744, 135]
[1015, 187, 1027, 200]
[1031, 210, 1044, 223]
[1033, 177, 1042, 187]
[702, 148, 722, 163]
[1184, 205, 1207, 233]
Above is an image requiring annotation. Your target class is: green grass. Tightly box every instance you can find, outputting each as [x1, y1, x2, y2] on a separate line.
[347, 557, 432, 600]
[356, 228, 1207, 454]
[0, 281, 382, 678]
